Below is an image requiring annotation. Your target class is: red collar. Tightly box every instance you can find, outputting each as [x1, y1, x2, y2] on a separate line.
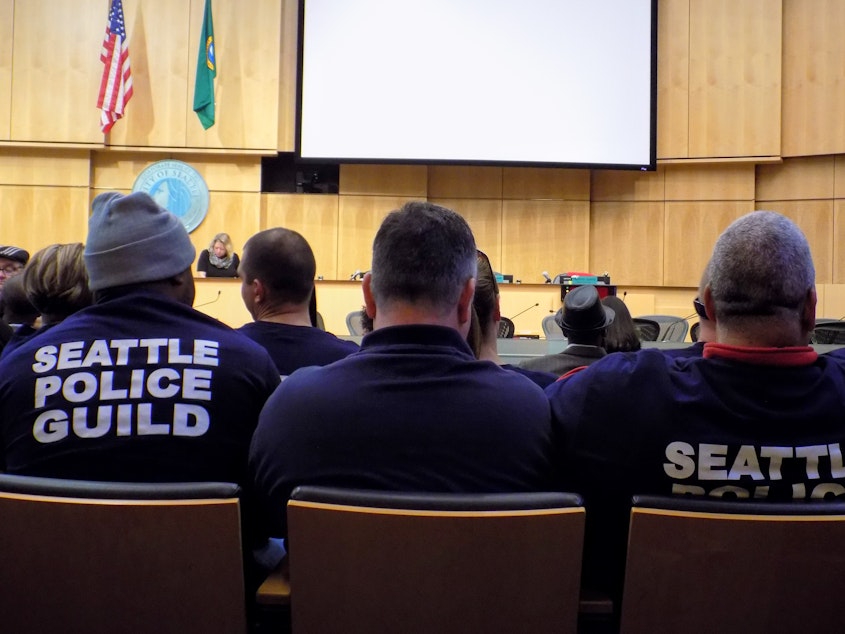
[703, 343, 818, 367]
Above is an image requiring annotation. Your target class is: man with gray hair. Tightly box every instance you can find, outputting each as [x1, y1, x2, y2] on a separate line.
[547, 210, 845, 607]
[249, 201, 557, 538]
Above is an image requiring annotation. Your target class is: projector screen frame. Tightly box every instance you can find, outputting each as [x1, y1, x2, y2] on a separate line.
[295, 0, 658, 172]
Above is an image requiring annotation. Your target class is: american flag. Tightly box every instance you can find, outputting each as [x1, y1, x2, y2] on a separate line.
[97, 0, 133, 133]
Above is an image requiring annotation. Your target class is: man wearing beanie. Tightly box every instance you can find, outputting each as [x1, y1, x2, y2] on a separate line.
[0, 192, 280, 489]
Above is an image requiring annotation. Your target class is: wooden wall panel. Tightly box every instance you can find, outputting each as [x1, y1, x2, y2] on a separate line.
[758, 200, 834, 284]
[591, 168, 665, 202]
[657, 0, 690, 159]
[186, 0, 281, 150]
[590, 201, 664, 286]
[782, 0, 845, 157]
[337, 196, 413, 279]
[11, 0, 103, 143]
[190, 191, 261, 274]
[663, 200, 753, 287]
[0, 0, 12, 140]
[756, 156, 835, 201]
[92, 153, 260, 192]
[688, 0, 782, 158]
[428, 166, 503, 199]
[502, 200, 589, 285]
[0, 186, 90, 251]
[664, 164, 755, 201]
[107, 0, 190, 147]
[0, 150, 90, 187]
[339, 164, 428, 197]
[834, 155, 845, 199]
[833, 200, 845, 284]
[262, 193, 340, 280]
[430, 198, 502, 266]
[278, 0, 298, 152]
[502, 168, 589, 200]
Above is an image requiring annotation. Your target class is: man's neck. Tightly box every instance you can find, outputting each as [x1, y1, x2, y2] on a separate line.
[255, 304, 312, 327]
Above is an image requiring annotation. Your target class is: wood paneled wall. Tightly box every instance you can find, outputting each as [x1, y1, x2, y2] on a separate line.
[4, 0, 845, 334]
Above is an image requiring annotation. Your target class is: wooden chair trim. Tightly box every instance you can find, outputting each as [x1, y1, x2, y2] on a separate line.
[288, 498, 585, 518]
[632, 506, 845, 523]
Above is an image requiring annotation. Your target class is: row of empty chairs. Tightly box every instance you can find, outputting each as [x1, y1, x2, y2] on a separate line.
[2, 473, 844, 633]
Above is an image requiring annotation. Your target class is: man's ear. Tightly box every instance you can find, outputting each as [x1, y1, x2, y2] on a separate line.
[493, 294, 502, 323]
[703, 284, 716, 322]
[251, 278, 265, 305]
[362, 272, 376, 318]
[801, 286, 818, 337]
[457, 277, 476, 325]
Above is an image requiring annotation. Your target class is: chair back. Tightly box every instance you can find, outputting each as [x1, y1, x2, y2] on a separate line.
[811, 319, 845, 344]
[287, 486, 585, 634]
[346, 310, 366, 335]
[542, 313, 565, 339]
[497, 316, 515, 338]
[690, 321, 701, 342]
[0, 474, 246, 634]
[636, 314, 689, 342]
[620, 494, 845, 634]
[631, 317, 660, 342]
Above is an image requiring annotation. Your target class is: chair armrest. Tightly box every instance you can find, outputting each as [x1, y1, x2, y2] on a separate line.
[256, 556, 290, 606]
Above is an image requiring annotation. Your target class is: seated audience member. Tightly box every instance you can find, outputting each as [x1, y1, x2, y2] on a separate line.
[601, 295, 640, 353]
[0, 244, 29, 292]
[25, 242, 92, 329]
[249, 201, 556, 538]
[519, 285, 615, 377]
[0, 192, 280, 485]
[0, 274, 39, 354]
[547, 210, 845, 609]
[196, 232, 239, 278]
[238, 228, 359, 376]
[474, 250, 556, 387]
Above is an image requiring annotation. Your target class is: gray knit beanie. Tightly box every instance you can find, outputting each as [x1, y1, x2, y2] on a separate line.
[84, 191, 197, 291]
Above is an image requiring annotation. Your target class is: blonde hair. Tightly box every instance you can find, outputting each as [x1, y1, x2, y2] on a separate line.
[208, 232, 234, 256]
[23, 243, 92, 324]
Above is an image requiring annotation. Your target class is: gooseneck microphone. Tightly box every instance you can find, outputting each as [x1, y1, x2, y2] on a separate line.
[349, 270, 362, 280]
[509, 303, 540, 320]
[195, 290, 221, 308]
[542, 271, 552, 284]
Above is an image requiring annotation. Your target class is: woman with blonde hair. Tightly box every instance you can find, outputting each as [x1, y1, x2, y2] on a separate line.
[197, 232, 239, 277]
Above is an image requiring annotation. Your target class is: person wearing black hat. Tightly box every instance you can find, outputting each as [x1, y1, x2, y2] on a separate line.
[518, 284, 615, 377]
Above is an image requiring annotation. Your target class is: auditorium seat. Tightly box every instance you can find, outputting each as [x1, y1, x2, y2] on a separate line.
[0, 475, 246, 634]
[635, 314, 689, 342]
[631, 317, 660, 342]
[620, 494, 845, 634]
[272, 486, 585, 634]
[346, 310, 366, 335]
[542, 313, 565, 339]
[497, 316, 516, 338]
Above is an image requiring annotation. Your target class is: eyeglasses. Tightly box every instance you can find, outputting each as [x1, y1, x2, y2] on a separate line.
[693, 297, 708, 320]
[0, 264, 23, 276]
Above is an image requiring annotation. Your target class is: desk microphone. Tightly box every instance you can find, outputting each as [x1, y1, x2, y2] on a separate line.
[542, 271, 552, 284]
[509, 303, 540, 320]
[195, 290, 221, 308]
[622, 291, 627, 302]
[349, 270, 361, 280]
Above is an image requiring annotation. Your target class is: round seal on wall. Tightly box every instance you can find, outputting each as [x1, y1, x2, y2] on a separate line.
[132, 160, 209, 233]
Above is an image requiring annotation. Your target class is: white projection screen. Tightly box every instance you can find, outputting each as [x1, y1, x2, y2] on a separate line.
[297, 0, 657, 170]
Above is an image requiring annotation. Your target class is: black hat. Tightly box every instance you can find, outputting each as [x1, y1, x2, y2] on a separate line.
[0, 245, 29, 265]
[556, 285, 615, 334]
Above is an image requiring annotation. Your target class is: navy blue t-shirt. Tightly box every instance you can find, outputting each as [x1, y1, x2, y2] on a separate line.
[547, 343, 845, 602]
[249, 324, 557, 538]
[238, 320, 358, 376]
[0, 289, 280, 485]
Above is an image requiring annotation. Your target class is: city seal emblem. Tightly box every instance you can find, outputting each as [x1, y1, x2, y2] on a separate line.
[132, 160, 209, 233]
